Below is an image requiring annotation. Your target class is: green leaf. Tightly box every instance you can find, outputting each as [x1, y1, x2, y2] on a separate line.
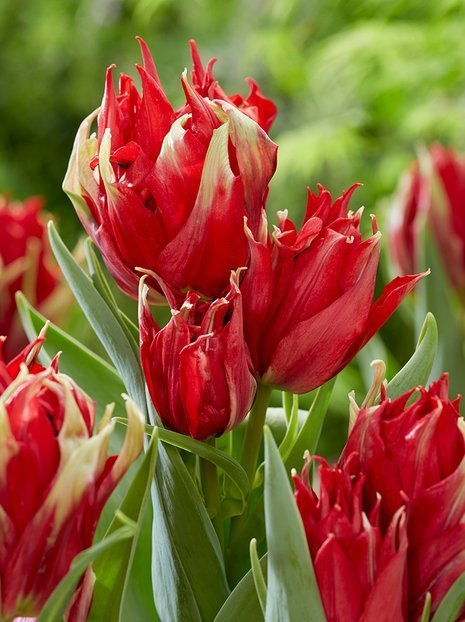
[15, 292, 126, 419]
[421, 593, 432, 622]
[84, 239, 140, 348]
[431, 572, 465, 622]
[88, 431, 159, 621]
[284, 378, 336, 474]
[48, 222, 146, 413]
[37, 525, 135, 622]
[250, 539, 266, 616]
[137, 423, 249, 518]
[263, 427, 326, 622]
[386, 312, 438, 399]
[151, 442, 230, 621]
[214, 555, 267, 622]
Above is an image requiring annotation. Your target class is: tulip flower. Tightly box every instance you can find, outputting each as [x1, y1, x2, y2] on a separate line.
[139, 271, 256, 440]
[389, 144, 465, 296]
[0, 331, 48, 391]
[240, 184, 425, 393]
[341, 373, 465, 619]
[0, 359, 145, 619]
[0, 196, 59, 359]
[293, 453, 408, 622]
[64, 38, 277, 301]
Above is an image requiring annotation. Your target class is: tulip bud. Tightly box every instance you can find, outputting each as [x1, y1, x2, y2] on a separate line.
[389, 144, 465, 297]
[0, 359, 145, 619]
[0, 196, 59, 359]
[293, 453, 408, 622]
[340, 373, 465, 618]
[240, 184, 425, 394]
[64, 38, 277, 301]
[139, 271, 256, 440]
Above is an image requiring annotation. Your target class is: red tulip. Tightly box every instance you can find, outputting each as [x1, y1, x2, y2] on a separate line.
[389, 144, 465, 296]
[0, 357, 144, 619]
[139, 271, 256, 440]
[240, 184, 425, 393]
[64, 38, 277, 301]
[0, 196, 59, 359]
[187, 40, 277, 132]
[341, 374, 465, 618]
[293, 453, 408, 622]
[0, 332, 48, 392]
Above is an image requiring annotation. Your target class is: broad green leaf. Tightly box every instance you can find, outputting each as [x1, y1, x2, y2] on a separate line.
[284, 378, 336, 474]
[38, 525, 135, 622]
[214, 556, 267, 622]
[431, 572, 465, 622]
[152, 442, 230, 621]
[386, 312, 438, 399]
[88, 431, 159, 622]
[264, 427, 326, 622]
[15, 292, 126, 419]
[84, 239, 140, 348]
[48, 222, 146, 412]
[137, 423, 249, 518]
[250, 539, 266, 616]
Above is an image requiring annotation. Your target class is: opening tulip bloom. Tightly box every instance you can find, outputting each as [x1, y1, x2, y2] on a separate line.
[139, 271, 256, 440]
[389, 144, 465, 296]
[0, 196, 59, 359]
[341, 374, 465, 619]
[293, 453, 408, 622]
[64, 38, 277, 301]
[240, 184, 425, 393]
[0, 347, 145, 619]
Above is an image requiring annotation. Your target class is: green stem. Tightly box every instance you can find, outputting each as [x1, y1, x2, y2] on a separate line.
[240, 383, 272, 485]
[201, 441, 224, 551]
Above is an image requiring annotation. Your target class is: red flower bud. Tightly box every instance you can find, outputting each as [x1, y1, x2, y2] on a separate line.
[341, 374, 465, 618]
[240, 184, 425, 393]
[294, 453, 408, 622]
[389, 144, 465, 296]
[0, 352, 144, 619]
[139, 271, 256, 440]
[0, 197, 59, 359]
[64, 39, 277, 301]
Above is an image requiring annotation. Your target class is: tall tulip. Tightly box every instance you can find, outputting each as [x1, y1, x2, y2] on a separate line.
[139, 271, 256, 440]
[64, 38, 277, 301]
[240, 184, 425, 393]
[0, 196, 59, 359]
[0, 358, 145, 619]
[293, 453, 408, 622]
[341, 374, 465, 618]
[389, 144, 465, 297]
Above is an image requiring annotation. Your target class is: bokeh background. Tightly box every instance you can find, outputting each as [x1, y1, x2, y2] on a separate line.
[2, 0, 465, 454]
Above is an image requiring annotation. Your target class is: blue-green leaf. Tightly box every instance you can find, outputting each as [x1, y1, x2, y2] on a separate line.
[264, 427, 326, 622]
[48, 222, 146, 413]
[386, 312, 438, 399]
[214, 556, 267, 622]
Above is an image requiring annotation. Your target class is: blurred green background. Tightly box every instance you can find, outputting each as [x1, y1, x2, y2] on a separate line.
[2, 0, 465, 455]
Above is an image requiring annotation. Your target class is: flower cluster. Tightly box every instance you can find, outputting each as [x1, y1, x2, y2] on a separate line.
[64, 39, 423, 439]
[295, 374, 465, 620]
[0, 336, 144, 619]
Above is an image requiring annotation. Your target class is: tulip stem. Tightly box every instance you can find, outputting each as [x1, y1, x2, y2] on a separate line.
[201, 442, 224, 551]
[241, 383, 272, 486]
